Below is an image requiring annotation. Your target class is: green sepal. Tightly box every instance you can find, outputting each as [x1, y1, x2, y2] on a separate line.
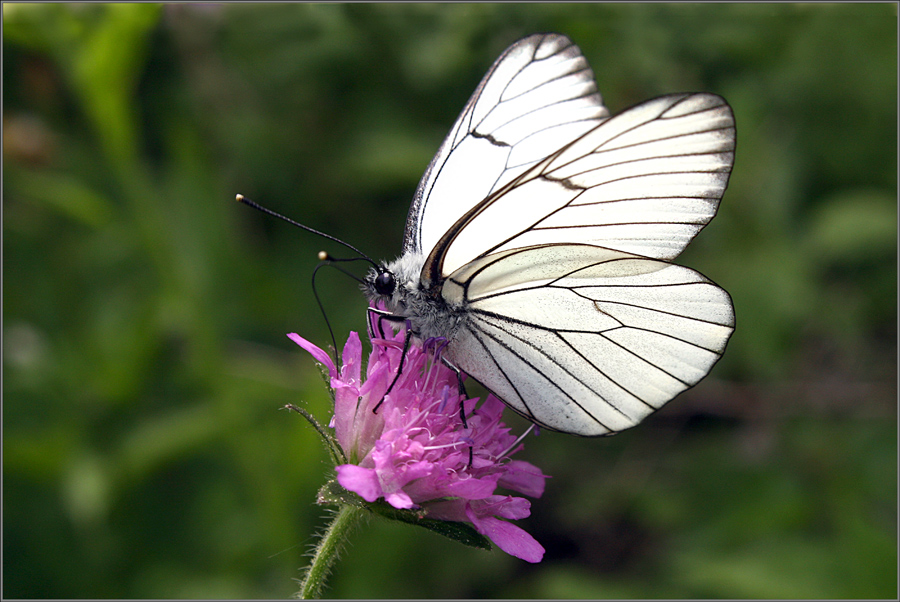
[313, 361, 336, 404]
[369, 502, 492, 551]
[316, 479, 492, 551]
[284, 404, 346, 466]
[317, 478, 367, 508]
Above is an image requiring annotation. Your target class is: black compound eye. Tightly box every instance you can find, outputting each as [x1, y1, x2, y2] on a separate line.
[373, 270, 395, 295]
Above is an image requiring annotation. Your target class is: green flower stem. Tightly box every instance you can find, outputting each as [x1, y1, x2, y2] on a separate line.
[297, 504, 366, 599]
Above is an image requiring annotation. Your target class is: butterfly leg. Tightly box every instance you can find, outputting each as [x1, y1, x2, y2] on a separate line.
[439, 357, 475, 466]
[370, 318, 413, 414]
[439, 358, 470, 429]
[366, 305, 393, 339]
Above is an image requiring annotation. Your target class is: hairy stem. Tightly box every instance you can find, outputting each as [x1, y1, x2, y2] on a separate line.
[296, 504, 366, 599]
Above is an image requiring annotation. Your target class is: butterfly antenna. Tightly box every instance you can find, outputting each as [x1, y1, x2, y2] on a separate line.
[311, 259, 341, 371]
[237, 194, 384, 371]
[316, 251, 368, 284]
[235, 194, 378, 269]
[312, 253, 374, 371]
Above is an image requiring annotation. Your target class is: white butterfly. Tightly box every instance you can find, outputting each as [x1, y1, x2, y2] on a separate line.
[364, 33, 735, 437]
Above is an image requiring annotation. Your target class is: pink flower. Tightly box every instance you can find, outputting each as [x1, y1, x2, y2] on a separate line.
[288, 329, 548, 563]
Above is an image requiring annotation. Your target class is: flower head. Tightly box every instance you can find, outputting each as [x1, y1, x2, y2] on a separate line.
[289, 328, 548, 563]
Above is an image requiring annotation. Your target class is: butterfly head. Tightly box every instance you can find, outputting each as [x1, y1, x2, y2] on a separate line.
[372, 269, 396, 296]
[362, 264, 401, 312]
[363, 252, 433, 317]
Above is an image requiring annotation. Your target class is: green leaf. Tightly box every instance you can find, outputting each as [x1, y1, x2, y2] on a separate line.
[316, 479, 492, 550]
[369, 503, 492, 551]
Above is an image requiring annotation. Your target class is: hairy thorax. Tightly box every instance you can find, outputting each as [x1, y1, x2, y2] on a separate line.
[363, 252, 466, 343]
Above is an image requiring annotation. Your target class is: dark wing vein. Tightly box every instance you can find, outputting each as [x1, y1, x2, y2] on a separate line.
[465, 315, 618, 430]
[427, 92, 734, 275]
[473, 311, 661, 413]
[407, 34, 608, 258]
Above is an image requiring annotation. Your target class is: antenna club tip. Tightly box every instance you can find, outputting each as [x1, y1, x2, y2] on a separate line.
[235, 194, 244, 203]
[318, 251, 330, 261]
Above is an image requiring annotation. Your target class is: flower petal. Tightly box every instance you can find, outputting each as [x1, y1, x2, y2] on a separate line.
[468, 515, 545, 563]
[288, 333, 336, 377]
[332, 386, 362, 458]
[469, 495, 531, 521]
[498, 460, 548, 498]
[384, 491, 415, 509]
[341, 331, 362, 385]
[445, 476, 499, 500]
[335, 464, 381, 502]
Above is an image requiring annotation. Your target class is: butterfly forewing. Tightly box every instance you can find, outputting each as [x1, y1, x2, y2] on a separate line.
[435, 93, 735, 277]
[405, 33, 609, 260]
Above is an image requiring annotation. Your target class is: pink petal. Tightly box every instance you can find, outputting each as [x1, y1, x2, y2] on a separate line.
[335, 464, 381, 502]
[445, 476, 499, 501]
[467, 495, 531, 520]
[287, 333, 336, 377]
[498, 460, 547, 498]
[488, 496, 532, 521]
[384, 491, 415, 509]
[358, 358, 389, 401]
[469, 514, 544, 563]
[332, 386, 362, 455]
[341, 331, 362, 384]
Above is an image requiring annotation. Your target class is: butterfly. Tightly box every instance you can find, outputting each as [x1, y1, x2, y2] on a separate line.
[362, 33, 735, 437]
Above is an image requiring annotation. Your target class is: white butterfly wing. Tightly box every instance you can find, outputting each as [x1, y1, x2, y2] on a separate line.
[389, 34, 736, 436]
[442, 245, 734, 436]
[437, 93, 735, 277]
[404, 33, 609, 260]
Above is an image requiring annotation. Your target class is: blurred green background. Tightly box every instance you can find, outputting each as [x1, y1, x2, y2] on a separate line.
[4, 3, 896, 599]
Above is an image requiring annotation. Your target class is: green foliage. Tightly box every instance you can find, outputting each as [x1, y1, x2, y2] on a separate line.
[316, 479, 492, 553]
[4, 3, 895, 598]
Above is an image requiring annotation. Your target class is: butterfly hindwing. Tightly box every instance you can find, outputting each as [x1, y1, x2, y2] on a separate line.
[442, 245, 734, 435]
